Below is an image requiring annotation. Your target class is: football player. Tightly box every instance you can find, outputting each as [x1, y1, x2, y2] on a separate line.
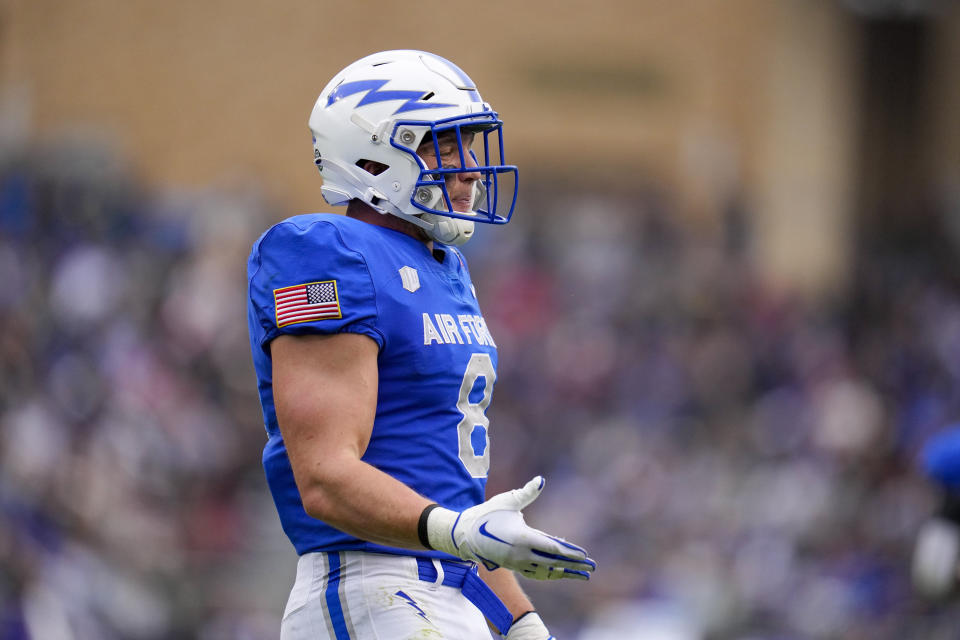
[246, 50, 595, 639]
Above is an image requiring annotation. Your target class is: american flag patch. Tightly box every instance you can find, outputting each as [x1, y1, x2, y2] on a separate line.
[274, 281, 341, 327]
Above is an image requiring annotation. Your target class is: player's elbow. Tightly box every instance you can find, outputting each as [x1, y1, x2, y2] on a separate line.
[295, 465, 356, 523]
[300, 488, 335, 522]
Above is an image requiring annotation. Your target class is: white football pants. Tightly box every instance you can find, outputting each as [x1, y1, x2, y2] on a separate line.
[280, 551, 499, 640]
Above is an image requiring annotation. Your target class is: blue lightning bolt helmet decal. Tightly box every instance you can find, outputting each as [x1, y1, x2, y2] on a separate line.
[326, 79, 456, 114]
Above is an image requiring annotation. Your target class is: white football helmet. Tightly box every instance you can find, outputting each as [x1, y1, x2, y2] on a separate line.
[308, 50, 518, 245]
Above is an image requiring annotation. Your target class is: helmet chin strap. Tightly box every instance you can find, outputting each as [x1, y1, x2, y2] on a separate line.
[420, 213, 475, 245]
[373, 181, 482, 246]
[419, 179, 484, 245]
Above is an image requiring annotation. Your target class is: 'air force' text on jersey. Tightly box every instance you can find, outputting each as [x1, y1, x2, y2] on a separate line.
[422, 312, 495, 347]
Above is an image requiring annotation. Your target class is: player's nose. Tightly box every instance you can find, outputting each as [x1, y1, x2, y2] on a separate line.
[457, 153, 480, 183]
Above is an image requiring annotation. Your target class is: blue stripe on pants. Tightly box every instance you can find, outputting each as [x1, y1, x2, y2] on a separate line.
[325, 552, 351, 639]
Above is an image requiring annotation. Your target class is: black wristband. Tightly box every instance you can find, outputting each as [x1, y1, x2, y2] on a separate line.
[512, 610, 537, 625]
[418, 503, 440, 550]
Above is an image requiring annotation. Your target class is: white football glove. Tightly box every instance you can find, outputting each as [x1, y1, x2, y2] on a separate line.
[425, 476, 596, 580]
[505, 612, 554, 639]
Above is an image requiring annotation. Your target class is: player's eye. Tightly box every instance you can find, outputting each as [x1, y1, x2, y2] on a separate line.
[439, 147, 465, 165]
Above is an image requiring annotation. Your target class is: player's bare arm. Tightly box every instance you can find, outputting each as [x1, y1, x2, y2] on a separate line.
[271, 331, 433, 549]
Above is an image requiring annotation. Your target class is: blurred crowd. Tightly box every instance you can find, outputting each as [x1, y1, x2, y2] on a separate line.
[2, 140, 960, 639]
[0, 140, 284, 639]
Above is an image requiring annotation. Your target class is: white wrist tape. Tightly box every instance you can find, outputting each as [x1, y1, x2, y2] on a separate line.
[506, 612, 553, 640]
[425, 506, 461, 556]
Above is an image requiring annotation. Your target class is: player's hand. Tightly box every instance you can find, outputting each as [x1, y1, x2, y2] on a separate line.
[505, 612, 554, 639]
[425, 476, 596, 580]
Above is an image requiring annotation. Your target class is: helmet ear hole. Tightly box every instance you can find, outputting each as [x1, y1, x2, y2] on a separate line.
[357, 159, 389, 176]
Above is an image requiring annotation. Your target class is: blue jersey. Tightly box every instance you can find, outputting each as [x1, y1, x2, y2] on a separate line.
[247, 214, 498, 557]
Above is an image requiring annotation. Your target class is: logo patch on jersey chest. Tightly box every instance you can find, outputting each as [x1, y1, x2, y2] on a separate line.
[399, 266, 420, 293]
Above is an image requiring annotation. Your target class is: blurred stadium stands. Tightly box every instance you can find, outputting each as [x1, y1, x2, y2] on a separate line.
[2, 0, 960, 638]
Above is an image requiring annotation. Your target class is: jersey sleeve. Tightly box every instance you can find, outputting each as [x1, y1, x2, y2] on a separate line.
[247, 218, 384, 353]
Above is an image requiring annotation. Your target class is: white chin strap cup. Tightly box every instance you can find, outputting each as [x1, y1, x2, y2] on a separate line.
[416, 180, 483, 246]
[421, 213, 475, 246]
[385, 180, 485, 246]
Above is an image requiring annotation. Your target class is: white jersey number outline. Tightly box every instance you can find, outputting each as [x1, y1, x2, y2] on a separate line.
[456, 353, 496, 478]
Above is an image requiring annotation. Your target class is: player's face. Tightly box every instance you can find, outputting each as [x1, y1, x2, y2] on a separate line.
[417, 131, 481, 213]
